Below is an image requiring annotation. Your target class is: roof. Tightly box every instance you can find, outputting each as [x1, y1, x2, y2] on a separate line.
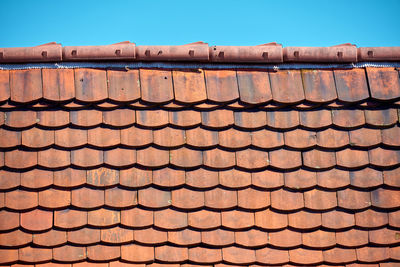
[0, 43, 399, 267]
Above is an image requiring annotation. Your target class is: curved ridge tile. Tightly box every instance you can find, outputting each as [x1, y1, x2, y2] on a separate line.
[10, 69, 42, 103]
[302, 69, 337, 102]
[173, 70, 207, 103]
[269, 70, 304, 103]
[75, 69, 107, 102]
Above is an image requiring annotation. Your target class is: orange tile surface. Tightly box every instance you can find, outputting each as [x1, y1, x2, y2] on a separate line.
[0, 66, 399, 266]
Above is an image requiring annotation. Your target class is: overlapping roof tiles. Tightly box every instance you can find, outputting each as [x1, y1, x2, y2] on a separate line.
[0, 43, 399, 267]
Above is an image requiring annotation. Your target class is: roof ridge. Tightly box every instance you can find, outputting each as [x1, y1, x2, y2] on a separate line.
[0, 42, 400, 63]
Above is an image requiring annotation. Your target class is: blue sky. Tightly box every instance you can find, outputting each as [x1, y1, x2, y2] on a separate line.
[1, 0, 399, 47]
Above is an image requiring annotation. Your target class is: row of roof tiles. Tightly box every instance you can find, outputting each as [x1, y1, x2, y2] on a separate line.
[1, 226, 400, 247]
[1, 42, 400, 63]
[1, 166, 398, 190]
[1, 68, 400, 104]
[1, 167, 399, 191]
[1, 126, 399, 149]
[1, 245, 399, 265]
[1, 186, 398, 211]
[1, 146, 400, 169]
[1, 108, 399, 130]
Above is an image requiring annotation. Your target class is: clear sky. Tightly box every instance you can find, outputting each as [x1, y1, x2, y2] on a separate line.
[1, 0, 399, 47]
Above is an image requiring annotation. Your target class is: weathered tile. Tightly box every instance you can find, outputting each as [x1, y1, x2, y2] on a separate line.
[140, 69, 173, 103]
[10, 69, 42, 102]
[173, 70, 207, 103]
[75, 69, 107, 102]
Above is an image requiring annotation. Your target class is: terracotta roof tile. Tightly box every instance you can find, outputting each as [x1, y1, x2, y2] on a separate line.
[384, 167, 400, 187]
[185, 168, 219, 188]
[53, 245, 87, 262]
[269, 70, 304, 103]
[6, 110, 37, 128]
[269, 149, 302, 169]
[68, 228, 100, 245]
[0, 229, 32, 247]
[10, 69, 42, 103]
[203, 148, 235, 169]
[236, 149, 269, 169]
[88, 209, 120, 227]
[356, 209, 388, 228]
[39, 188, 70, 208]
[186, 127, 218, 148]
[72, 187, 104, 208]
[38, 148, 70, 168]
[219, 169, 251, 188]
[238, 187, 270, 209]
[55, 128, 87, 148]
[136, 110, 169, 127]
[256, 247, 289, 264]
[332, 109, 366, 128]
[382, 126, 400, 146]
[205, 187, 237, 209]
[251, 129, 284, 149]
[266, 110, 299, 129]
[389, 211, 400, 227]
[237, 70, 272, 104]
[140, 69, 173, 103]
[33, 229, 67, 247]
[173, 70, 207, 103]
[255, 209, 287, 230]
[0, 210, 19, 231]
[107, 69, 140, 102]
[136, 147, 169, 167]
[204, 70, 239, 102]
[19, 246, 52, 263]
[119, 168, 151, 188]
[338, 188, 371, 210]
[201, 228, 234, 246]
[101, 227, 133, 244]
[367, 68, 400, 100]
[322, 210, 355, 229]
[350, 168, 383, 188]
[356, 247, 390, 262]
[303, 230, 336, 248]
[336, 148, 369, 168]
[304, 189, 337, 210]
[152, 168, 184, 188]
[87, 168, 119, 187]
[269, 229, 302, 248]
[334, 69, 369, 102]
[121, 208, 153, 227]
[104, 148, 136, 167]
[371, 188, 400, 208]
[288, 210, 321, 229]
[70, 109, 102, 127]
[271, 189, 303, 210]
[188, 210, 221, 229]
[365, 108, 398, 126]
[105, 187, 137, 208]
[134, 228, 167, 244]
[323, 247, 357, 264]
[5, 189, 37, 210]
[169, 110, 201, 127]
[154, 209, 187, 229]
[235, 229, 268, 247]
[188, 247, 222, 263]
[222, 210, 254, 229]
[299, 109, 332, 128]
[289, 248, 323, 265]
[369, 147, 400, 167]
[54, 209, 87, 229]
[120, 127, 152, 147]
[349, 128, 381, 147]
[284, 169, 317, 189]
[74, 69, 107, 102]
[302, 69, 337, 102]
[222, 246, 256, 264]
[0, 70, 10, 101]
[87, 245, 121, 261]
[0, 129, 21, 148]
[21, 169, 53, 189]
[284, 129, 317, 148]
[201, 109, 234, 128]
[170, 147, 203, 168]
[172, 188, 204, 209]
[168, 229, 201, 246]
[317, 128, 349, 148]
[20, 209, 52, 231]
[54, 168, 86, 188]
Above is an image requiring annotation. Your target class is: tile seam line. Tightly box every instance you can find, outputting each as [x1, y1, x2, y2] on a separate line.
[1, 61, 400, 70]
